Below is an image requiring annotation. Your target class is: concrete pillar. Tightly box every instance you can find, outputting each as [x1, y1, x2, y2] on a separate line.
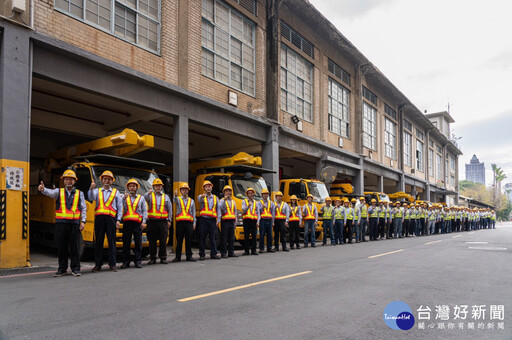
[173, 115, 189, 184]
[315, 157, 324, 181]
[378, 176, 384, 193]
[262, 124, 279, 192]
[354, 158, 364, 196]
[396, 173, 405, 192]
[425, 184, 431, 201]
[412, 185, 417, 200]
[0, 23, 32, 268]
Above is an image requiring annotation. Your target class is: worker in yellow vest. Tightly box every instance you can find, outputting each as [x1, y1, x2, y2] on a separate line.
[121, 178, 147, 269]
[258, 188, 275, 253]
[217, 185, 238, 258]
[274, 191, 290, 251]
[38, 170, 87, 277]
[392, 201, 404, 239]
[242, 187, 259, 255]
[320, 197, 335, 246]
[197, 180, 220, 260]
[368, 199, 379, 241]
[173, 183, 196, 262]
[88, 170, 123, 272]
[357, 197, 368, 242]
[333, 198, 346, 245]
[302, 194, 318, 247]
[144, 178, 172, 264]
[288, 195, 302, 249]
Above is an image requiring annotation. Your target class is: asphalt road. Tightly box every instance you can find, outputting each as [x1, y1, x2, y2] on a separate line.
[1, 223, 511, 340]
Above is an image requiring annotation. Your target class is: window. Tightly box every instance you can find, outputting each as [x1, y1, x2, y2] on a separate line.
[56, 0, 160, 52]
[450, 175, 455, 187]
[328, 78, 350, 137]
[428, 148, 434, 177]
[328, 59, 350, 86]
[362, 86, 377, 105]
[201, 0, 256, 95]
[450, 156, 456, 171]
[281, 22, 314, 58]
[416, 128, 424, 141]
[436, 154, 442, 180]
[384, 104, 397, 120]
[280, 44, 313, 121]
[404, 119, 412, 131]
[436, 144, 442, 153]
[385, 118, 396, 159]
[236, 0, 256, 15]
[363, 102, 377, 150]
[416, 139, 424, 172]
[404, 132, 412, 167]
[429, 139, 434, 148]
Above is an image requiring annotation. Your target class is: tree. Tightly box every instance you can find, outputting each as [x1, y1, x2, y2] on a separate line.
[491, 163, 507, 208]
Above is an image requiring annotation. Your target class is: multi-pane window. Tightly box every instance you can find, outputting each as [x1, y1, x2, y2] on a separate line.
[201, 0, 256, 95]
[385, 118, 396, 159]
[404, 132, 412, 167]
[436, 144, 442, 154]
[328, 59, 350, 86]
[280, 44, 313, 121]
[362, 86, 377, 105]
[450, 156, 455, 171]
[450, 175, 455, 187]
[416, 139, 424, 172]
[384, 104, 396, 120]
[404, 119, 412, 131]
[281, 22, 314, 58]
[436, 154, 442, 180]
[363, 102, 377, 150]
[428, 148, 434, 177]
[56, 0, 160, 52]
[416, 128, 424, 141]
[328, 78, 350, 137]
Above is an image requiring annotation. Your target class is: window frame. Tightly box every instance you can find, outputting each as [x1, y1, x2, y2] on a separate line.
[428, 148, 434, 177]
[384, 117, 396, 159]
[416, 139, 424, 172]
[362, 102, 377, 151]
[328, 77, 350, 138]
[404, 131, 412, 167]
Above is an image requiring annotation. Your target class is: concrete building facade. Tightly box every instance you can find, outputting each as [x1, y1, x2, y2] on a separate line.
[465, 154, 486, 186]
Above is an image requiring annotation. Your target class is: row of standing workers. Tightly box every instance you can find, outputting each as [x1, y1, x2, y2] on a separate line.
[38, 169, 496, 277]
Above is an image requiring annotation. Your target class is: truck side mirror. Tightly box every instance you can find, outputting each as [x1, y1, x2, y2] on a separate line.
[300, 182, 307, 199]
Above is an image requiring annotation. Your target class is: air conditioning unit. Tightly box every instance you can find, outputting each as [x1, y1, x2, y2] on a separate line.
[12, 0, 26, 14]
[338, 137, 343, 148]
[411, 169, 416, 174]
[390, 160, 394, 167]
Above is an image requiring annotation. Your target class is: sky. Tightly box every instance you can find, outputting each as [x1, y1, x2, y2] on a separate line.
[309, 0, 512, 187]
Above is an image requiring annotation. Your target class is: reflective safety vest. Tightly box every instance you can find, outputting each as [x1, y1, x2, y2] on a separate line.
[491, 214, 496, 221]
[199, 195, 218, 218]
[370, 206, 379, 218]
[410, 210, 417, 219]
[404, 209, 410, 220]
[147, 192, 169, 219]
[346, 207, 354, 220]
[323, 205, 334, 219]
[123, 194, 143, 223]
[275, 202, 287, 220]
[221, 199, 236, 220]
[176, 197, 194, 222]
[95, 188, 118, 217]
[55, 188, 81, 221]
[385, 207, 391, 218]
[360, 205, 368, 218]
[304, 204, 316, 220]
[334, 207, 345, 220]
[260, 200, 273, 219]
[429, 212, 436, 221]
[289, 206, 300, 222]
[378, 207, 386, 218]
[243, 199, 258, 220]
[394, 207, 403, 218]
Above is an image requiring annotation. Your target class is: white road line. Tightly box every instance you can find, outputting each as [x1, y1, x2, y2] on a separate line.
[368, 249, 405, 259]
[465, 242, 488, 244]
[425, 240, 442, 245]
[468, 247, 507, 251]
[452, 235, 461, 238]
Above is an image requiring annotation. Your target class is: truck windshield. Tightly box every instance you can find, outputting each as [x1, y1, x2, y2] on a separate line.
[231, 176, 267, 200]
[308, 182, 329, 203]
[379, 194, 391, 203]
[92, 166, 158, 195]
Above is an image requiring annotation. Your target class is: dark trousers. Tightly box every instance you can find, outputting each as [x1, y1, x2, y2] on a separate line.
[147, 219, 168, 260]
[55, 222, 81, 272]
[369, 218, 378, 240]
[94, 215, 117, 267]
[387, 220, 393, 238]
[243, 218, 258, 253]
[420, 219, 426, 235]
[175, 220, 193, 260]
[288, 220, 300, 247]
[378, 218, 386, 238]
[403, 220, 409, 236]
[344, 219, 353, 243]
[259, 218, 273, 251]
[334, 219, 344, 244]
[122, 221, 142, 265]
[199, 217, 217, 257]
[220, 219, 236, 256]
[274, 219, 287, 250]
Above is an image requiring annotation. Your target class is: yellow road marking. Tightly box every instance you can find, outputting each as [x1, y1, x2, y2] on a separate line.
[425, 240, 442, 245]
[177, 271, 313, 302]
[368, 249, 405, 259]
[452, 235, 461, 238]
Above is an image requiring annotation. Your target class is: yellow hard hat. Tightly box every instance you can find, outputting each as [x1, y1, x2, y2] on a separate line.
[334, 197, 341, 202]
[307, 194, 314, 199]
[261, 188, 270, 195]
[290, 195, 298, 200]
[203, 180, 213, 188]
[371, 199, 377, 203]
[152, 178, 164, 186]
[351, 198, 357, 203]
[275, 191, 283, 196]
[359, 197, 365, 201]
[100, 170, 114, 181]
[179, 183, 190, 191]
[396, 201, 401, 205]
[61, 169, 77, 180]
[126, 178, 139, 188]
[222, 185, 233, 192]
[325, 197, 332, 201]
[246, 187, 256, 194]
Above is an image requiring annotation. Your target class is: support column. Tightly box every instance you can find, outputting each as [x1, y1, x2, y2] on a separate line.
[396, 173, 405, 192]
[354, 157, 364, 196]
[411, 186, 417, 200]
[0, 24, 32, 268]
[378, 176, 384, 193]
[172, 115, 189, 252]
[425, 184, 431, 202]
[315, 156, 324, 181]
[262, 124, 279, 192]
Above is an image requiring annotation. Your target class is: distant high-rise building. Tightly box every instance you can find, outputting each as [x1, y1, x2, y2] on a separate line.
[465, 155, 485, 185]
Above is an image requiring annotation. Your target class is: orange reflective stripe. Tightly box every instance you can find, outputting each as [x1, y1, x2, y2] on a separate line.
[147, 192, 169, 219]
[221, 199, 236, 220]
[304, 204, 315, 220]
[289, 206, 300, 222]
[176, 197, 194, 222]
[95, 188, 117, 217]
[200, 195, 218, 217]
[55, 188, 81, 220]
[123, 195, 142, 222]
[260, 200, 272, 219]
[243, 199, 258, 220]
[275, 202, 286, 220]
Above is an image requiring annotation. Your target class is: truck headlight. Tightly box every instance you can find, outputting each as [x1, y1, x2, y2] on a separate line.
[236, 209, 243, 226]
